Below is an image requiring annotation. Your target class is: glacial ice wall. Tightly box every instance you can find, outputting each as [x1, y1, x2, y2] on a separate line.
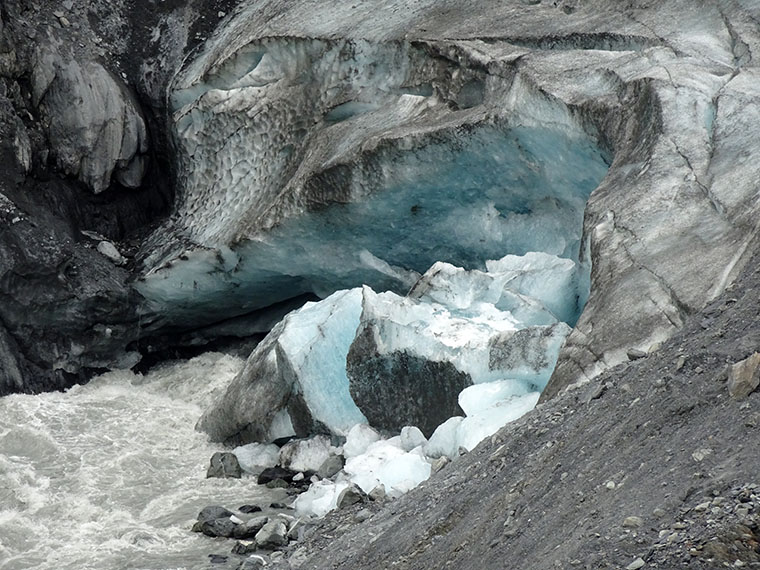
[137, 36, 609, 331]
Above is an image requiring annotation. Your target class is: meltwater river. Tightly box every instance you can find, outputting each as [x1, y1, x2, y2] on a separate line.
[0, 353, 279, 570]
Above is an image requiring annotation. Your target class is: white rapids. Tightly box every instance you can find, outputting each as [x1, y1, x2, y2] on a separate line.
[0, 353, 279, 570]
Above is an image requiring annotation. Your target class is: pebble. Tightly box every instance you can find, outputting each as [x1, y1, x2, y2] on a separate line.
[96, 240, 126, 265]
[206, 452, 242, 479]
[255, 520, 288, 549]
[623, 516, 643, 528]
[369, 484, 386, 502]
[337, 484, 365, 508]
[626, 557, 645, 569]
[605, 481, 616, 490]
[627, 348, 647, 360]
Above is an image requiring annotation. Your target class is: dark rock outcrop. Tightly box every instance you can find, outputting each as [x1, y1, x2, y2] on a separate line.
[346, 325, 470, 437]
[0, 0, 238, 394]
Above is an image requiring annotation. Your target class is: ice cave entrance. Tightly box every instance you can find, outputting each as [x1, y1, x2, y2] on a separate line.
[139, 121, 610, 331]
[153, 104, 611, 513]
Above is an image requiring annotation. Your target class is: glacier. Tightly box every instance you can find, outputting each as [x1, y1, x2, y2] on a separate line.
[135, 34, 609, 333]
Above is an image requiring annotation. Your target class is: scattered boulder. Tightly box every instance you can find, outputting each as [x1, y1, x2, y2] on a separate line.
[239, 505, 263, 514]
[207, 452, 243, 479]
[194, 518, 237, 538]
[231, 541, 258, 555]
[197, 506, 236, 525]
[728, 353, 760, 399]
[431, 456, 451, 473]
[232, 515, 269, 540]
[337, 484, 366, 509]
[234, 553, 268, 568]
[627, 348, 647, 361]
[368, 484, 386, 502]
[317, 455, 345, 479]
[255, 519, 289, 549]
[258, 466, 298, 485]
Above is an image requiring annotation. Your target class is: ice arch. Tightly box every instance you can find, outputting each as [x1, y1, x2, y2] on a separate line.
[143, 32, 613, 454]
[136, 35, 610, 332]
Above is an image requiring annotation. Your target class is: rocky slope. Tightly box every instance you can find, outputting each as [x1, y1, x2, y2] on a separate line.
[265, 246, 760, 570]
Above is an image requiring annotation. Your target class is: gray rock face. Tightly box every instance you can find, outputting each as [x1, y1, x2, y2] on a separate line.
[0, 0, 230, 394]
[32, 47, 148, 193]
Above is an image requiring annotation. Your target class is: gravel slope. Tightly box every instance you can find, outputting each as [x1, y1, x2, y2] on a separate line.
[271, 247, 760, 569]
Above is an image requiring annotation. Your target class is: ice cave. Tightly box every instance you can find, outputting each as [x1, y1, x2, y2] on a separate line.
[139, 37, 613, 516]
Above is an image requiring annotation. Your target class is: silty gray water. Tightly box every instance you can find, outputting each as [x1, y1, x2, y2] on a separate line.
[0, 353, 280, 570]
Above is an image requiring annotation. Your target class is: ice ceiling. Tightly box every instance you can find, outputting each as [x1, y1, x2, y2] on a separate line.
[135, 38, 610, 333]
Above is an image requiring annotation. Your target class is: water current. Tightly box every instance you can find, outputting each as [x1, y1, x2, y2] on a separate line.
[0, 353, 281, 570]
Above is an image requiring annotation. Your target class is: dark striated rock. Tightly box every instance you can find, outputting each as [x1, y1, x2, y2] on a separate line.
[347, 325, 471, 437]
[194, 518, 237, 539]
[196, 506, 236, 525]
[488, 324, 572, 380]
[258, 466, 299, 486]
[232, 516, 269, 540]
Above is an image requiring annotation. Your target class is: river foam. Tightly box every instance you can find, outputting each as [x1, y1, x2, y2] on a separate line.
[0, 353, 277, 570]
